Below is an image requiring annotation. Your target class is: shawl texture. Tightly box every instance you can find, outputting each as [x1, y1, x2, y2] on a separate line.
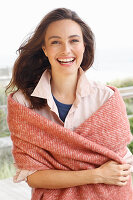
[7, 86, 133, 200]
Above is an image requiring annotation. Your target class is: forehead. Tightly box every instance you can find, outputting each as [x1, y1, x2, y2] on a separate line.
[45, 19, 83, 39]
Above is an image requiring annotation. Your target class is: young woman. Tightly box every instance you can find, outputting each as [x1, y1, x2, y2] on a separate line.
[6, 8, 133, 200]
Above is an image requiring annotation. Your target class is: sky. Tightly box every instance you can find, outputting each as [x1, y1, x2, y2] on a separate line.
[0, 0, 133, 81]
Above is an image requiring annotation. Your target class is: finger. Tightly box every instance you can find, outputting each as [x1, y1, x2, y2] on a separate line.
[118, 181, 128, 186]
[119, 175, 130, 182]
[122, 169, 131, 176]
[121, 164, 131, 171]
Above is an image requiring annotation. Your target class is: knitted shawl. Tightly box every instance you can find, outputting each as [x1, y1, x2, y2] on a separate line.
[7, 86, 133, 200]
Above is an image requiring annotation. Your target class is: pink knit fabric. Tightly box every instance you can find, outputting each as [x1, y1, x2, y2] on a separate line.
[7, 86, 133, 200]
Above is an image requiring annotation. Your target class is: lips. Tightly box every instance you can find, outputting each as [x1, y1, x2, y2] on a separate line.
[57, 57, 75, 64]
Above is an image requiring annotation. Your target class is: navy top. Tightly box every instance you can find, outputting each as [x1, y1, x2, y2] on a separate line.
[52, 95, 72, 122]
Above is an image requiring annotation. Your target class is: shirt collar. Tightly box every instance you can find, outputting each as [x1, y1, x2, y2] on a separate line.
[31, 69, 59, 113]
[31, 69, 52, 99]
[76, 67, 92, 98]
[31, 68, 91, 101]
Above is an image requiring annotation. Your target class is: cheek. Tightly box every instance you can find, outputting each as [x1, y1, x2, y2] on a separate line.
[47, 48, 57, 60]
[76, 46, 85, 58]
[77, 43, 85, 52]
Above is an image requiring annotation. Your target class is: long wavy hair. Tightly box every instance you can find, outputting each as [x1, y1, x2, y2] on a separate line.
[6, 8, 95, 109]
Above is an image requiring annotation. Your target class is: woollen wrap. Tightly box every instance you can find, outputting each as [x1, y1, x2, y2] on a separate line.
[7, 86, 133, 200]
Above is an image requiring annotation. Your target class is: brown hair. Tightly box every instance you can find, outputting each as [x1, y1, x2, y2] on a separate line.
[6, 8, 95, 109]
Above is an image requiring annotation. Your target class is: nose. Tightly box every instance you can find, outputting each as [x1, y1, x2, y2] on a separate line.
[61, 43, 71, 54]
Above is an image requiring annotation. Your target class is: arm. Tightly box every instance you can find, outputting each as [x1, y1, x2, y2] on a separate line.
[27, 168, 98, 189]
[27, 161, 131, 189]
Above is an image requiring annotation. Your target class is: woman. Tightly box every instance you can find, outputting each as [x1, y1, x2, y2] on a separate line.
[6, 8, 133, 200]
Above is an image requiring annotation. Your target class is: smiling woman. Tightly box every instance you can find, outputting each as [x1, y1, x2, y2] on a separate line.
[42, 19, 85, 96]
[6, 8, 94, 108]
[6, 8, 133, 200]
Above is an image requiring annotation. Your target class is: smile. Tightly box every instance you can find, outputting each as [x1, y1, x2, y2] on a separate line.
[57, 57, 75, 64]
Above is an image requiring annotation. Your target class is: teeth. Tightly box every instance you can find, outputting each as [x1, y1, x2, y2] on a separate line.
[57, 58, 74, 62]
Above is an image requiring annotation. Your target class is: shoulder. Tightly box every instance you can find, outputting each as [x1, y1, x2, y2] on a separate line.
[12, 90, 31, 108]
[89, 80, 114, 94]
[88, 80, 114, 103]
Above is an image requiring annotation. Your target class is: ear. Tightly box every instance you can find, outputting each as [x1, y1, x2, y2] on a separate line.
[42, 46, 47, 57]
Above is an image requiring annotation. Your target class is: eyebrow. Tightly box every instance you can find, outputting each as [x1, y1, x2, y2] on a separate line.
[48, 35, 80, 40]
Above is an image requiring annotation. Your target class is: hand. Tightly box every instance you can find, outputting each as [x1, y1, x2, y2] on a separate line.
[96, 160, 131, 186]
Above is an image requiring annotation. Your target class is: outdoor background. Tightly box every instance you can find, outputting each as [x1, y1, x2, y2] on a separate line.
[0, 0, 133, 180]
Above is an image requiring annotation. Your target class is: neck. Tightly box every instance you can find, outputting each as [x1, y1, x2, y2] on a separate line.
[51, 71, 79, 104]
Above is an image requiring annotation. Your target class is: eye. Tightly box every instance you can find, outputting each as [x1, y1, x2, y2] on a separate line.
[71, 39, 79, 43]
[51, 41, 60, 44]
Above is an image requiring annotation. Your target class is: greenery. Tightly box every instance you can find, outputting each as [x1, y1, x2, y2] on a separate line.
[107, 77, 133, 116]
[129, 117, 133, 134]
[107, 77, 133, 117]
[0, 161, 15, 180]
[0, 109, 10, 137]
[0, 84, 10, 137]
[0, 148, 15, 180]
[125, 98, 133, 115]
[128, 117, 133, 153]
[107, 77, 133, 88]
[0, 85, 7, 105]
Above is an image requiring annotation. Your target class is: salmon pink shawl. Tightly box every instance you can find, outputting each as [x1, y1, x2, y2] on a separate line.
[7, 86, 133, 200]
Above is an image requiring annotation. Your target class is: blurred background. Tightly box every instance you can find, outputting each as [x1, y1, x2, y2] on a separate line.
[0, 0, 133, 196]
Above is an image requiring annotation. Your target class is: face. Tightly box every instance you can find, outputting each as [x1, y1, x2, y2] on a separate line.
[42, 19, 85, 76]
